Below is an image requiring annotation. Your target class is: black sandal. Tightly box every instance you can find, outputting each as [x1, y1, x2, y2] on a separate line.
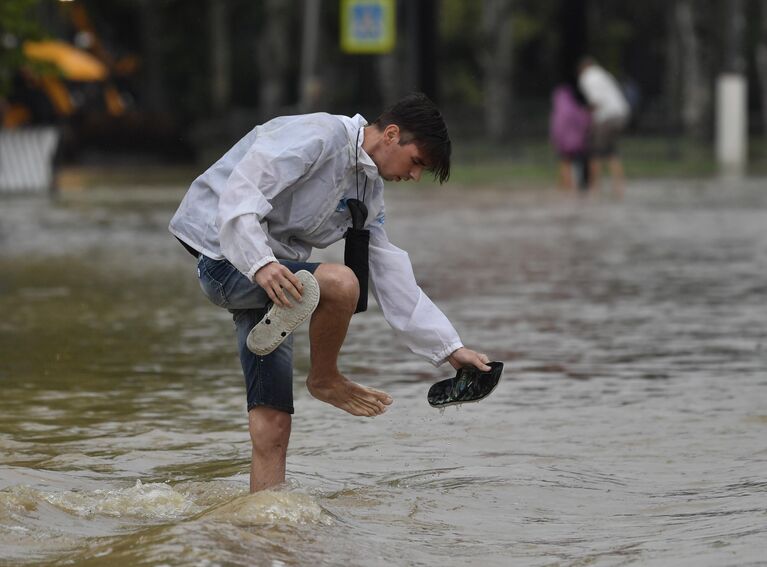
[427, 361, 504, 408]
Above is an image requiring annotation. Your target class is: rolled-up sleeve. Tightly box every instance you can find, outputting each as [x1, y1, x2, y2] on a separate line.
[217, 135, 323, 280]
[368, 223, 463, 366]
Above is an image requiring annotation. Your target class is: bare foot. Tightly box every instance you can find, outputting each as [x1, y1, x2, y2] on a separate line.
[306, 371, 393, 417]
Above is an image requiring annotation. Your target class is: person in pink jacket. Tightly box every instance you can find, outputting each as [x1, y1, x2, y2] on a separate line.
[550, 84, 591, 191]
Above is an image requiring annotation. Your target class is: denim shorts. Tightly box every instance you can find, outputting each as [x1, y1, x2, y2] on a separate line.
[197, 255, 320, 414]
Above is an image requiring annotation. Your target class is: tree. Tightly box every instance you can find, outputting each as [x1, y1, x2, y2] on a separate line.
[674, 0, 710, 138]
[209, 0, 231, 115]
[756, 0, 767, 135]
[137, 0, 166, 113]
[0, 0, 42, 99]
[480, 0, 514, 142]
[258, 0, 292, 118]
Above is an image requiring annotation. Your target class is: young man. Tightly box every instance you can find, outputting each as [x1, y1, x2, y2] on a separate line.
[169, 93, 490, 491]
[577, 57, 631, 196]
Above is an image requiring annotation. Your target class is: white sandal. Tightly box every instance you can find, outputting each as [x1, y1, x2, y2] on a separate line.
[246, 270, 320, 356]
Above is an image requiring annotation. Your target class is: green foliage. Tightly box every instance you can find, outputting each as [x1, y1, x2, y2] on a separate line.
[512, 12, 545, 45]
[440, 0, 481, 39]
[0, 0, 43, 98]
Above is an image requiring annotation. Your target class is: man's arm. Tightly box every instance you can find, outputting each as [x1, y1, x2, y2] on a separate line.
[216, 133, 325, 285]
[368, 224, 490, 369]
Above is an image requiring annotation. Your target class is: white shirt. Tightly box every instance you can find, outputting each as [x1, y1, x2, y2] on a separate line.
[578, 65, 630, 124]
[169, 112, 463, 365]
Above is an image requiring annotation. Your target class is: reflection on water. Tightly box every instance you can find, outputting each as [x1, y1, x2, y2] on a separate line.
[1, 180, 766, 565]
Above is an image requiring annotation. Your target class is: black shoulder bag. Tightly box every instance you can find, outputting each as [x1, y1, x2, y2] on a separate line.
[344, 198, 369, 313]
[344, 128, 370, 314]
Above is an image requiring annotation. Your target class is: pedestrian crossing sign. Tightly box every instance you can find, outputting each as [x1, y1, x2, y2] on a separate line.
[340, 0, 396, 54]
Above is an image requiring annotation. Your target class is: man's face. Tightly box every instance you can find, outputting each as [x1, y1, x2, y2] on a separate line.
[374, 135, 429, 183]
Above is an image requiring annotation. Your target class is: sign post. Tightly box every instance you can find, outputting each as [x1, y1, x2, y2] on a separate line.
[340, 0, 396, 54]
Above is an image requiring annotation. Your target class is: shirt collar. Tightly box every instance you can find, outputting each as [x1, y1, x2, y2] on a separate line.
[347, 114, 380, 181]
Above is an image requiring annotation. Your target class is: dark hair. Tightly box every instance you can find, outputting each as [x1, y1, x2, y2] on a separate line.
[371, 92, 451, 184]
[577, 55, 596, 72]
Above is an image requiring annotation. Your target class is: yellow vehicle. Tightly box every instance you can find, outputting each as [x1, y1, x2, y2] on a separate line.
[2, 1, 185, 160]
[3, 38, 126, 128]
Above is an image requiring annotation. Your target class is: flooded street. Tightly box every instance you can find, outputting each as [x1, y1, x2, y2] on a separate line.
[1, 179, 765, 566]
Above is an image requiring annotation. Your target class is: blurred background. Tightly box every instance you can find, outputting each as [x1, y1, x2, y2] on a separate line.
[2, 0, 767, 189]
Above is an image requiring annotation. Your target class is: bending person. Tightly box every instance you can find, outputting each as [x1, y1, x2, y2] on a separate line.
[169, 93, 490, 492]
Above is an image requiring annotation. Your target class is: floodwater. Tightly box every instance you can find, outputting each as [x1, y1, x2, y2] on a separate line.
[1, 178, 765, 566]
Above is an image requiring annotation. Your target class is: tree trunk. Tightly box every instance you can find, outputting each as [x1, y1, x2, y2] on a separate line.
[299, 0, 322, 113]
[757, 0, 767, 135]
[560, 0, 587, 83]
[663, 4, 682, 135]
[258, 0, 291, 118]
[138, 0, 166, 113]
[378, 1, 433, 110]
[377, 52, 400, 107]
[723, 0, 746, 74]
[664, 2, 682, 143]
[481, 0, 514, 142]
[209, 0, 231, 115]
[675, 1, 709, 138]
[413, 0, 438, 101]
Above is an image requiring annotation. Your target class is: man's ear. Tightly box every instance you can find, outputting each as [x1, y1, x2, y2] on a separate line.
[383, 124, 400, 144]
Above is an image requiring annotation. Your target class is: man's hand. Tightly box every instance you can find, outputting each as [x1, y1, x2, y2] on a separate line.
[447, 347, 491, 372]
[254, 262, 304, 308]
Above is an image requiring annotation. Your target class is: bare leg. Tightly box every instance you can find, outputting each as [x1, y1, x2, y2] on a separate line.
[249, 406, 291, 492]
[588, 158, 603, 193]
[305, 264, 393, 417]
[608, 156, 625, 198]
[558, 159, 574, 191]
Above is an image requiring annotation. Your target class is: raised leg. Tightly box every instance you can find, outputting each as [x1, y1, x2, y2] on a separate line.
[305, 263, 393, 416]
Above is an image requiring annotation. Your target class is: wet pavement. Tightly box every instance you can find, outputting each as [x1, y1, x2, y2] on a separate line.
[0, 178, 765, 566]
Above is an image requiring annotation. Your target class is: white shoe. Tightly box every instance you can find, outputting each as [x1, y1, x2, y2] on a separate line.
[246, 270, 320, 356]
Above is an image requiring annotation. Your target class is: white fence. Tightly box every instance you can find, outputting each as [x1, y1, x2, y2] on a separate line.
[0, 127, 60, 194]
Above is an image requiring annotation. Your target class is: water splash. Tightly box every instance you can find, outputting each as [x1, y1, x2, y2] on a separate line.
[0, 485, 40, 519]
[202, 490, 332, 526]
[43, 480, 199, 520]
